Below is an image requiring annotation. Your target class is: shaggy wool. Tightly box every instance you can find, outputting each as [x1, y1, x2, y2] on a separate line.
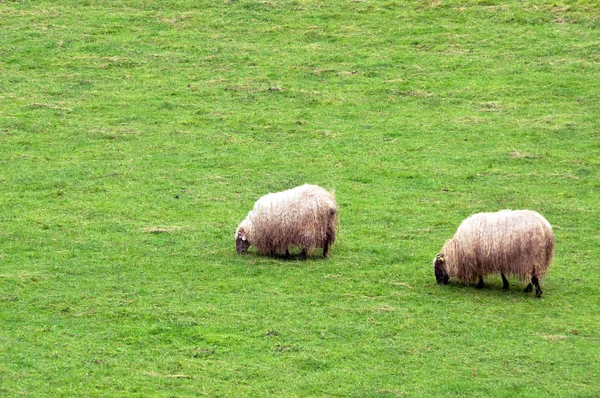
[236, 184, 338, 256]
[440, 210, 554, 283]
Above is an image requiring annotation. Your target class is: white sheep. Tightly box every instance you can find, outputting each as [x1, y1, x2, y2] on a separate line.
[433, 210, 555, 297]
[235, 184, 338, 259]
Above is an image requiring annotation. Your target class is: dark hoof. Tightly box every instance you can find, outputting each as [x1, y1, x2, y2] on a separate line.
[535, 292, 543, 298]
[524, 284, 533, 293]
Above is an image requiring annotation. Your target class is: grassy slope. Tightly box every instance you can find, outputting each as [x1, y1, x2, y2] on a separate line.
[1, 0, 599, 396]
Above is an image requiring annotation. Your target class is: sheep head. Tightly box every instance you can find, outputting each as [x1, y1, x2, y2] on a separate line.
[433, 253, 449, 285]
[235, 229, 251, 253]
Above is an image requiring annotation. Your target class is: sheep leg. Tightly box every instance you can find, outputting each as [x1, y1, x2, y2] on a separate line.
[284, 249, 291, 260]
[501, 273, 509, 290]
[322, 239, 330, 258]
[532, 276, 543, 298]
[298, 248, 307, 261]
[476, 276, 484, 289]
[524, 283, 533, 293]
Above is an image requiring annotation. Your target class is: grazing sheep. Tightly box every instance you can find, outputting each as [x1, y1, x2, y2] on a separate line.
[433, 210, 554, 297]
[235, 184, 338, 259]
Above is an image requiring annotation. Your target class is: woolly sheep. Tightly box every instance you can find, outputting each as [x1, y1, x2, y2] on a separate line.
[235, 184, 338, 259]
[433, 210, 554, 297]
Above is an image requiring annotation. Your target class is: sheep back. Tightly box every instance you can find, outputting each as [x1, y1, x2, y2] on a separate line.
[442, 210, 554, 283]
[237, 184, 338, 255]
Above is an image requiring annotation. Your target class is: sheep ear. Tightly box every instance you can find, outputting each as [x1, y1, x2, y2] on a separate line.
[433, 253, 444, 266]
[237, 230, 247, 241]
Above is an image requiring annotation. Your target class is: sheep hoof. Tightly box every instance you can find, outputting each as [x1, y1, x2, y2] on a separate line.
[283, 250, 291, 261]
[524, 283, 533, 293]
[475, 277, 484, 289]
[501, 274, 509, 290]
[298, 249, 307, 261]
[535, 292, 543, 298]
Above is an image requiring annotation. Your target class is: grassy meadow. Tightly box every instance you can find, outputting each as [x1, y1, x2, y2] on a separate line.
[1, 0, 600, 396]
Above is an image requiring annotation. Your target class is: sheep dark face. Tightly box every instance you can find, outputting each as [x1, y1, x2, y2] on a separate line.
[236, 230, 251, 253]
[434, 253, 449, 285]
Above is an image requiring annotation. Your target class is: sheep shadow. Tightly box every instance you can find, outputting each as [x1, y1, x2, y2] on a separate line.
[237, 248, 331, 262]
[439, 277, 542, 299]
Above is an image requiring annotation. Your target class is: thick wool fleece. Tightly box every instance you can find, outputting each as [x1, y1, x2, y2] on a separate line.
[441, 210, 554, 283]
[236, 184, 338, 256]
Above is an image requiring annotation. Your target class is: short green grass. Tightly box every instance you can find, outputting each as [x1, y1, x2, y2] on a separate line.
[1, 0, 599, 396]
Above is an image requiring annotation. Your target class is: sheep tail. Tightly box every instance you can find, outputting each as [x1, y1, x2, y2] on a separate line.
[322, 207, 338, 257]
[327, 208, 338, 243]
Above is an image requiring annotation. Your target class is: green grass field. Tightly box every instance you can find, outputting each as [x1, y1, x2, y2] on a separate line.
[1, 0, 599, 396]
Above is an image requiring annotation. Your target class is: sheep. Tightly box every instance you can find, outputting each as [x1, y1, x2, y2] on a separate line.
[235, 184, 338, 259]
[433, 210, 555, 297]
